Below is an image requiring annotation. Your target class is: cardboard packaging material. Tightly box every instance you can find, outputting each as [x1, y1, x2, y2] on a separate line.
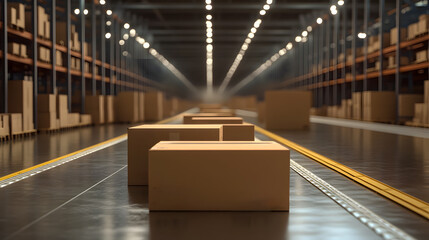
[258, 102, 265, 123]
[415, 50, 428, 63]
[85, 95, 105, 125]
[222, 123, 255, 141]
[399, 94, 424, 117]
[417, 14, 429, 36]
[183, 113, 235, 124]
[148, 141, 290, 211]
[7, 3, 25, 29]
[8, 80, 33, 131]
[265, 90, 311, 130]
[387, 56, 409, 68]
[138, 92, 145, 121]
[128, 124, 223, 186]
[8, 42, 20, 56]
[352, 92, 362, 120]
[390, 27, 407, 45]
[199, 103, 223, 110]
[38, 94, 56, 113]
[162, 98, 172, 118]
[68, 113, 80, 127]
[423, 104, 429, 124]
[199, 108, 235, 115]
[105, 95, 115, 123]
[0, 114, 10, 138]
[57, 94, 69, 128]
[425, 81, 429, 104]
[144, 91, 164, 122]
[363, 91, 396, 122]
[171, 98, 179, 115]
[408, 23, 418, 40]
[414, 103, 424, 124]
[80, 114, 92, 125]
[189, 117, 244, 124]
[8, 113, 23, 135]
[116, 92, 139, 123]
[38, 112, 58, 130]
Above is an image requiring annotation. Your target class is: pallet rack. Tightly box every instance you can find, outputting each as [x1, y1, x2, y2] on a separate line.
[277, 0, 428, 124]
[0, 0, 160, 129]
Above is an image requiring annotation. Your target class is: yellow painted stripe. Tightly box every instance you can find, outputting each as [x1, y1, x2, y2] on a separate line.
[254, 125, 429, 220]
[0, 113, 186, 183]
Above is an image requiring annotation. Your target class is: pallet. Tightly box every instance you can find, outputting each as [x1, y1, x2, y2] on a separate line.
[405, 121, 429, 128]
[38, 128, 61, 134]
[0, 135, 10, 142]
[10, 129, 37, 140]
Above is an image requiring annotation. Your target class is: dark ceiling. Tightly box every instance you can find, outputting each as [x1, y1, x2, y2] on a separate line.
[112, 0, 331, 93]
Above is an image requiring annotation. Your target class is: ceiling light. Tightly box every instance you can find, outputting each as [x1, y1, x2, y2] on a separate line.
[100, 0, 106, 5]
[106, 10, 112, 15]
[307, 26, 312, 32]
[206, 44, 213, 52]
[83, 9, 89, 15]
[358, 32, 367, 39]
[124, 23, 130, 29]
[206, 38, 213, 43]
[245, 38, 251, 44]
[302, 30, 308, 37]
[266, 0, 273, 4]
[302, 37, 308, 42]
[119, 40, 125, 45]
[74, 8, 80, 15]
[106, 21, 111, 26]
[254, 19, 262, 28]
[207, 28, 212, 33]
[143, 42, 150, 48]
[241, 44, 248, 50]
[251, 27, 257, 33]
[122, 51, 128, 56]
[206, 15, 212, 20]
[263, 4, 270, 10]
[286, 42, 293, 50]
[207, 58, 213, 65]
[206, 5, 212, 10]
[123, 33, 129, 40]
[295, 36, 302, 42]
[317, 17, 323, 24]
[260, 10, 266, 15]
[130, 29, 136, 37]
[206, 21, 212, 28]
[248, 32, 255, 38]
[205, 0, 212, 4]
[338, 0, 345, 6]
[206, 32, 213, 38]
[105, 32, 111, 39]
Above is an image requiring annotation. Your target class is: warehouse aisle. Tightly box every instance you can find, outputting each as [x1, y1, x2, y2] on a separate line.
[0, 112, 428, 239]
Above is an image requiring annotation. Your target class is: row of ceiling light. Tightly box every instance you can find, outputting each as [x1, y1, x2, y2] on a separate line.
[206, 0, 214, 94]
[228, 0, 347, 95]
[217, 0, 274, 94]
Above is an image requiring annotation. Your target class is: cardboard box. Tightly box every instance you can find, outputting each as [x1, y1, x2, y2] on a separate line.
[8, 80, 33, 131]
[138, 92, 145, 121]
[0, 114, 10, 138]
[423, 104, 429, 124]
[163, 98, 172, 118]
[390, 27, 407, 45]
[414, 103, 424, 124]
[416, 50, 428, 63]
[388, 56, 409, 68]
[199, 103, 223, 110]
[68, 113, 80, 127]
[144, 91, 164, 122]
[183, 113, 234, 124]
[258, 102, 265, 123]
[116, 91, 139, 123]
[85, 95, 105, 124]
[37, 6, 45, 38]
[105, 95, 115, 123]
[189, 117, 244, 124]
[352, 92, 362, 120]
[8, 113, 23, 135]
[56, 50, 62, 66]
[222, 123, 254, 141]
[57, 94, 69, 128]
[80, 114, 92, 125]
[128, 124, 223, 185]
[265, 90, 311, 130]
[199, 108, 235, 115]
[398, 94, 424, 117]
[407, 23, 418, 40]
[363, 91, 396, 122]
[38, 112, 58, 130]
[8, 3, 25, 29]
[8, 42, 20, 56]
[171, 98, 179, 115]
[38, 94, 56, 113]
[417, 14, 429, 36]
[148, 141, 290, 211]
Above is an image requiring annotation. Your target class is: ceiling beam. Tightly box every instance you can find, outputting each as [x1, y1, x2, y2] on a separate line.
[116, 3, 328, 10]
[149, 29, 294, 35]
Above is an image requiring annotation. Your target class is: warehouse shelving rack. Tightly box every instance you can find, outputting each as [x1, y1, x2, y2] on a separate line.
[0, 0, 160, 128]
[278, 0, 429, 123]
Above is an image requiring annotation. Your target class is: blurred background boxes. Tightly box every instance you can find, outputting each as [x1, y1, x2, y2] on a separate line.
[144, 91, 164, 122]
[115, 92, 139, 123]
[188, 117, 243, 124]
[222, 123, 254, 141]
[363, 91, 396, 122]
[85, 95, 105, 125]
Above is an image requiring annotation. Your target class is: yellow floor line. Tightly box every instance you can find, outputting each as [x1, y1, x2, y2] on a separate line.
[0, 113, 186, 183]
[254, 125, 429, 220]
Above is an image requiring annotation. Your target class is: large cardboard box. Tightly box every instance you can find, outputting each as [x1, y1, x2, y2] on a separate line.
[163, 98, 172, 118]
[222, 123, 254, 141]
[116, 91, 139, 123]
[363, 91, 396, 122]
[68, 113, 80, 127]
[8, 80, 33, 131]
[189, 117, 243, 124]
[38, 94, 56, 113]
[425, 81, 429, 104]
[80, 114, 92, 125]
[148, 141, 290, 211]
[57, 94, 69, 128]
[0, 114, 10, 138]
[183, 113, 234, 124]
[414, 103, 424, 124]
[398, 94, 424, 117]
[138, 92, 145, 121]
[128, 124, 223, 186]
[417, 14, 429, 36]
[144, 91, 164, 122]
[8, 113, 23, 135]
[258, 102, 265, 123]
[352, 92, 362, 120]
[38, 112, 58, 130]
[199, 108, 235, 115]
[265, 90, 311, 130]
[390, 27, 407, 45]
[104, 95, 115, 123]
[85, 95, 105, 125]
[171, 98, 179, 115]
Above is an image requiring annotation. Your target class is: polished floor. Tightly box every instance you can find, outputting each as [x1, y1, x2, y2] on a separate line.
[0, 113, 428, 239]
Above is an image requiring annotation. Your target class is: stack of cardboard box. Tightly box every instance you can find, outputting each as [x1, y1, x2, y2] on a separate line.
[115, 91, 139, 123]
[55, 50, 63, 66]
[163, 97, 172, 119]
[38, 94, 60, 130]
[144, 91, 164, 122]
[363, 91, 396, 122]
[416, 14, 429, 36]
[85, 96, 104, 125]
[352, 92, 362, 120]
[408, 22, 419, 40]
[0, 115, 10, 139]
[389, 27, 407, 45]
[70, 25, 80, 51]
[412, 81, 429, 125]
[37, 6, 50, 39]
[105, 95, 115, 123]
[7, 3, 25, 30]
[8, 42, 27, 58]
[415, 50, 428, 63]
[39, 46, 51, 63]
[138, 92, 145, 122]
[368, 33, 390, 53]
[8, 80, 34, 133]
[387, 55, 409, 69]
[57, 94, 69, 128]
[71, 57, 81, 70]
[398, 94, 423, 118]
